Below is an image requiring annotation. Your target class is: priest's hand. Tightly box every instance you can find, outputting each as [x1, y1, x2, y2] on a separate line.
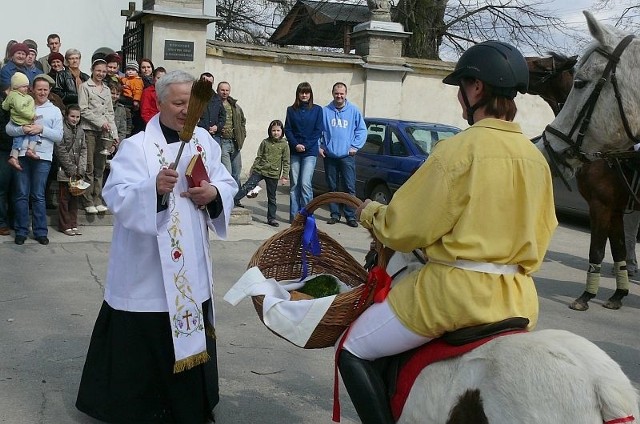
[181, 180, 218, 208]
[156, 165, 179, 195]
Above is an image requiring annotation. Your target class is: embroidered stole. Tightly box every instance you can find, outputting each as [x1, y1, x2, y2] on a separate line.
[143, 123, 215, 373]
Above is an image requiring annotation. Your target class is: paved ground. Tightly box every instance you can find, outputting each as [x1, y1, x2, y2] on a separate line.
[1, 190, 639, 423]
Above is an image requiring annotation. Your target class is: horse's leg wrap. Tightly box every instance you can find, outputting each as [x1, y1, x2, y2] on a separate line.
[338, 350, 394, 424]
[570, 264, 601, 311]
[585, 263, 601, 294]
[613, 261, 630, 291]
[598, 261, 631, 310]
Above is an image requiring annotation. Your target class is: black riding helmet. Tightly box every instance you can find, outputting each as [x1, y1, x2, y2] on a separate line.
[443, 41, 529, 125]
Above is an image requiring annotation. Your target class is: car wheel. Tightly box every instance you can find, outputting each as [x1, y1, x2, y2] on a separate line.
[370, 184, 391, 204]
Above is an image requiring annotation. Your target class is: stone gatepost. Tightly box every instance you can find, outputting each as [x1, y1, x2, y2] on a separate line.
[129, 0, 217, 76]
[351, 6, 411, 118]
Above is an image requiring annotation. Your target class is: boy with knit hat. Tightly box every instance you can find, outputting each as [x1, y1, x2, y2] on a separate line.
[119, 61, 143, 111]
[2, 72, 40, 170]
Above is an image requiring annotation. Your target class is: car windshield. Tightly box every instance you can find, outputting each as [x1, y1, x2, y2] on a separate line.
[405, 126, 458, 154]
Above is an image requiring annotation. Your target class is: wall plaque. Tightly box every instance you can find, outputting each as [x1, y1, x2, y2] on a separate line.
[164, 40, 194, 61]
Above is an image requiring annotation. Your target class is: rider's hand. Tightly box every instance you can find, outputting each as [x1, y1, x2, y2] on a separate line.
[356, 199, 372, 221]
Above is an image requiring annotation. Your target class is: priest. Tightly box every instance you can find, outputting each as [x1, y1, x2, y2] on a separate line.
[76, 70, 238, 423]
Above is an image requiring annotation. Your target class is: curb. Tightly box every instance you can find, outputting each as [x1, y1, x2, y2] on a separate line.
[45, 206, 254, 226]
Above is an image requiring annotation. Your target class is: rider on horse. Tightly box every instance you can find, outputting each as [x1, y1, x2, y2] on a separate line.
[338, 41, 558, 424]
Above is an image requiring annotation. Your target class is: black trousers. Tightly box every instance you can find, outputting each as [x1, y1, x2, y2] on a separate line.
[76, 300, 219, 424]
[234, 172, 279, 221]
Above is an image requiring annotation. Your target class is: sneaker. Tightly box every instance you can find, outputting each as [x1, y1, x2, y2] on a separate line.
[8, 156, 22, 171]
[234, 200, 244, 208]
[14, 235, 26, 245]
[63, 229, 76, 236]
[247, 186, 262, 198]
[327, 217, 339, 225]
[85, 206, 99, 214]
[99, 149, 110, 156]
[72, 227, 82, 235]
[95, 205, 108, 213]
[267, 220, 280, 227]
[35, 236, 49, 245]
[347, 220, 359, 228]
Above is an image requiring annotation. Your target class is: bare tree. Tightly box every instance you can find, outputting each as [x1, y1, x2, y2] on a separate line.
[215, 0, 292, 44]
[214, 0, 636, 59]
[394, 0, 579, 59]
[594, 0, 640, 30]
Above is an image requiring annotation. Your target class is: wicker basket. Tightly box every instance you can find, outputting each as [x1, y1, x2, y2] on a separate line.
[247, 192, 380, 349]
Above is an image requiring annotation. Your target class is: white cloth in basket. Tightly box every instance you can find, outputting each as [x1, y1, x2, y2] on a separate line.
[224, 267, 350, 347]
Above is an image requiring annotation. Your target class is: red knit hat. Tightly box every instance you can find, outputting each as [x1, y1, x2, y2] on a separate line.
[105, 53, 122, 64]
[47, 52, 65, 65]
[9, 43, 29, 57]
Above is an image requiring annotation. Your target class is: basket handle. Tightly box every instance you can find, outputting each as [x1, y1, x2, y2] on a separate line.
[293, 192, 362, 224]
[292, 192, 389, 267]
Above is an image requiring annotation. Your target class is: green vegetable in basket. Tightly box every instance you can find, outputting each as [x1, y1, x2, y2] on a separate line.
[298, 274, 340, 298]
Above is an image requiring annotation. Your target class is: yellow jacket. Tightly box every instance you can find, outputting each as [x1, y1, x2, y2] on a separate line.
[360, 118, 557, 338]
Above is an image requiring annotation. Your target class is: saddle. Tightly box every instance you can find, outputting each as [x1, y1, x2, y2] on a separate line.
[377, 317, 530, 421]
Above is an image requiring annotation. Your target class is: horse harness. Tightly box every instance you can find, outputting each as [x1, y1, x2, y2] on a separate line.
[543, 35, 638, 164]
[542, 35, 640, 200]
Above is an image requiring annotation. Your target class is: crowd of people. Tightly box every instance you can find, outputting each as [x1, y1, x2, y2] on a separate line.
[0, 37, 227, 241]
[0, 34, 170, 243]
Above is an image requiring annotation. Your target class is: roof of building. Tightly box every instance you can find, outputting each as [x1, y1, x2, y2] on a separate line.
[269, 0, 370, 49]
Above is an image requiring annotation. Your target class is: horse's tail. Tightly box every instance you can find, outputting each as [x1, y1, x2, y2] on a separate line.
[594, 370, 639, 423]
[564, 331, 640, 423]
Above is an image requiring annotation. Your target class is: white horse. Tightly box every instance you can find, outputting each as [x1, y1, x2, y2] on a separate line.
[538, 10, 640, 175]
[377, 252, 640, 424]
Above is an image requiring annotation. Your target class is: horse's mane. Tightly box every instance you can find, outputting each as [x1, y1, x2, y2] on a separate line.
[576, 42, 598, 68]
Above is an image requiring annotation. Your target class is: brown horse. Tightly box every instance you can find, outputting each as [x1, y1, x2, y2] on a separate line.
[526, 53, 577, 115]
[527, 52, 637, 311]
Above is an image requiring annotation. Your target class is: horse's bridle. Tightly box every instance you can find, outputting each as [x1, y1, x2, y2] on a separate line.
[528, 56, 574, 113]
[542, 34, 639, 177]
[527, 56, 575, 110]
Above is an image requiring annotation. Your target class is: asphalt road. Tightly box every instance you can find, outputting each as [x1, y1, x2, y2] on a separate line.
[1, 192, 639, 423]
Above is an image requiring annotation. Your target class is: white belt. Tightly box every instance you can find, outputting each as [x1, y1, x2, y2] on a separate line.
[430, 259, 521, 275]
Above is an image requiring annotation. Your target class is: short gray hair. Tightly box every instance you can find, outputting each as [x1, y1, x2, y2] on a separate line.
[65, 48, 81, 59]
[156, 70, 195, 103]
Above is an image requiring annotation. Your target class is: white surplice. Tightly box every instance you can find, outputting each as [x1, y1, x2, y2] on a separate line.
[102, 115, 237, 369]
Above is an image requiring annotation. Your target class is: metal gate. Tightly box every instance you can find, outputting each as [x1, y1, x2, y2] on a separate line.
[121, 18, 144, 68]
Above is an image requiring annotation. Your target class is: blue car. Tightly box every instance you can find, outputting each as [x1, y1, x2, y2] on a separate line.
[312, 118, 461, 203]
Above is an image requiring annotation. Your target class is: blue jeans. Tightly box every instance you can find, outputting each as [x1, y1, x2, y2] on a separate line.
[0, 150, 14, 228]
[289, 154, 317, 222]
[324, 155, 356, 221]
[14, 157, 51, 238]
[219, 138, 242, 188]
